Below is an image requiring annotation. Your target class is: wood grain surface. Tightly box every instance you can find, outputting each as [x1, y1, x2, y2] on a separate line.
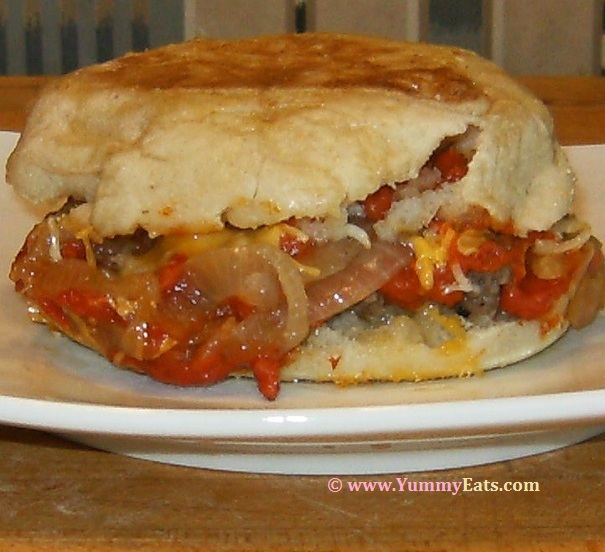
[0, 75, 604, 551]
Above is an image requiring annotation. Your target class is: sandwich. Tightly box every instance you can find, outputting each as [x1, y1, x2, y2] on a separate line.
[7, 33, 605, 400]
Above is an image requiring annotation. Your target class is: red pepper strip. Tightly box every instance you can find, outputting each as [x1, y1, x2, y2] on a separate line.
[252, 356, 282, 401]
[450, 236, 528, 282]
[125, 344, 233, 387]
[500, 242, 583, 321]
[500, 272, 569, 320]
[432, 148, 468, 183]
[380, 263, 463, 311]
[157, 253, 188, 294]
[279, 233, 311, 257]
[55, 288, 125, 325]
[380, 265, 425, 310]
[38, 297, 70, 330]
[60, 240, 87, 260]
[363, 186, 395, 222]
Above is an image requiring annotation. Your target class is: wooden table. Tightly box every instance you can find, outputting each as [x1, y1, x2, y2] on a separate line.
[0, 76, 604, 551]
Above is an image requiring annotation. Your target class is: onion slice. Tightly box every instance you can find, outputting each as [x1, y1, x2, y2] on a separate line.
[295, 238, 364, 281]
[532, 216, 591, 256]
[306, 240, 414, 325]
[186, 243, 309, 356]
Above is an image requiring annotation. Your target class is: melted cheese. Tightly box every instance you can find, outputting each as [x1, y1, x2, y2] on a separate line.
[428, 307, 468, 355]
[410, 227, 456, 290]
[456, 228, 486, 255]
[121, 222, 318, 277]
[415, 304, 475, 372]
[75, 226, 98, 268]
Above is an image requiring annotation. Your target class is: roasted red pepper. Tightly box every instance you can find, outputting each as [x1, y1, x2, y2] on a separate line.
[380, 263, 463, 310]
[432, 147, 468, 183]
[363, 185, 395, 222]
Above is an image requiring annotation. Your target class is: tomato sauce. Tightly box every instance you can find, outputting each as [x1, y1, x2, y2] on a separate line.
[431, 147, 468, 183]
[380, 263, 463, 310]
[363, 186, 395, 222]
[449, 232, 528, 281]
[363, 146, 470, 224]
[380, 223, 575, 323]
[10, 194, 585, 400]
[10, 220, 285, 400]
[500, 249, 582, 321]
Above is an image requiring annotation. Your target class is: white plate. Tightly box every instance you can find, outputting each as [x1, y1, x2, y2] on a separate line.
[1, 130, 604, 475]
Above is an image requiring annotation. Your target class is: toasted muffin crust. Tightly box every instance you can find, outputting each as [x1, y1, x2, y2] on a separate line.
[7, 33, 573, 238]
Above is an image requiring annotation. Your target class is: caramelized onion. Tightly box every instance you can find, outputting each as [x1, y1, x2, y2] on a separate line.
[532, 216, 591, 256]
[306, 241, 414, 325]
[296, 238, 364, 281]
[186, 243, 309, 354]
[566, 238, 605, 329]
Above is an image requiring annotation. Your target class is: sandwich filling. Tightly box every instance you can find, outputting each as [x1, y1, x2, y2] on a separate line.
[10, 139, 604, 399]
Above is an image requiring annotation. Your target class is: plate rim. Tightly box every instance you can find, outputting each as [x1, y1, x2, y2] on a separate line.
[0, 388, 603, 439]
